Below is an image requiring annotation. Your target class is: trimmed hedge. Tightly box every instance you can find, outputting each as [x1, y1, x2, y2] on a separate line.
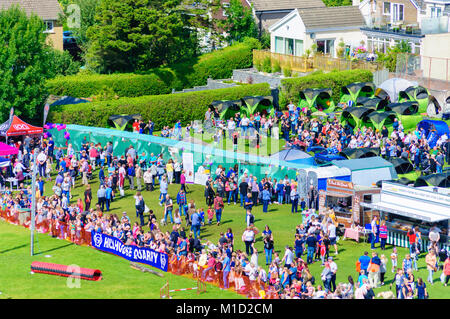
[48, 83, 271, 130]
[46, 38, 261, 98]
[279, 69, 374, 108]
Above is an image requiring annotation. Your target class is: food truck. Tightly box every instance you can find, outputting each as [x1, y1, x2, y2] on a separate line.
[360, 182, 450, 251]
[320, 179, 381, 228]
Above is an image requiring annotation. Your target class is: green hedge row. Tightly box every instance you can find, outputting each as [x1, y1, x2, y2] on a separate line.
[46, 38, 261, 98]
[279, 69, 374, 107]
[48, 83, 271, 130]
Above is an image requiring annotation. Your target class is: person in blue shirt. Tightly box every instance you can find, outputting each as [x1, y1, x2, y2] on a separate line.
[261, 186, 271, 213]
[222, 254, 231, 289]
[359, 251, 371, 273]
[294, 234, 304, 258]
[177, 238, 187, 257]
[105, 185, 113, 211]
[176, 189, 187, 216]
[127, 164, 135, 190]
[357, 270, 369, 288]
[276, 181, 284, 204]
[99, 167, 105, 186]
[60, 158, 67, 172]
[190, 210, 201, 239]
[37, 177, 45, 197]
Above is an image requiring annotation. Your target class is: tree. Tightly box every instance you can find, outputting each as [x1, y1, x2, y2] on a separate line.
[0, 6, 55, 122]
[85, 0, 201, 73]
[220, 0, 258, 44]
[377, 40, 412, 72]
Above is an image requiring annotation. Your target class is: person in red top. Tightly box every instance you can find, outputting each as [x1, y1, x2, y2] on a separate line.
[407, 228, 417, 255]
[89, 143, 98, 170]
[379, 220, 388, 250]
[132, 120, 140, 132]
[201, 252, 216, 280]
[444, 257, 450, 286]
[213, 193, 225, 226]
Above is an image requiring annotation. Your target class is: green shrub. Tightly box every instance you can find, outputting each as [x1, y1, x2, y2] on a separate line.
[48, 83, 271, 130]
[272, 60, 281, 73]
[262, 57, 272, 73]
[46, 38, 261, 98]
[279, 69, 373, 107]
[283, 67, 292, 78]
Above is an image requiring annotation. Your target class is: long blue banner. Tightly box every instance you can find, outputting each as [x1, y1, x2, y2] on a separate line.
[91, 231, 168, 272]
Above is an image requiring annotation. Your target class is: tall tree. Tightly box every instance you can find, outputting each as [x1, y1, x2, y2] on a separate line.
[219, 0, 258, 44]
[85, 0, 201, 73]
[0, 6, 55, 122]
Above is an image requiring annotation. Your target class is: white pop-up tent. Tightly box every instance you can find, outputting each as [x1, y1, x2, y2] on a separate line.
[331, 157, 397, 187]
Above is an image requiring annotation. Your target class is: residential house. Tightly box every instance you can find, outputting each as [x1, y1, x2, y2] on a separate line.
[0, 0, 64, 51]
[248, 0, 326, 36]
[268, 6, 367, 58]
[357, 0, 450, 55]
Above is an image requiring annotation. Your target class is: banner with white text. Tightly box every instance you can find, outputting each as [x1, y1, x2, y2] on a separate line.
[91, 231, 168, 272]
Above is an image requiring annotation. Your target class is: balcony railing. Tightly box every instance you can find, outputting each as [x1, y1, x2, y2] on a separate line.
[253, 50, 383, 73]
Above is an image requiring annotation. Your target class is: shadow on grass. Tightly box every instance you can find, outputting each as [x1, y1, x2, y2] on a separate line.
[39, 242, 74, 255]
[0, 243, 28, 254]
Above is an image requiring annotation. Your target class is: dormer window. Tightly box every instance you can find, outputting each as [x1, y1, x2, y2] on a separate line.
[44, 20, 54, 33]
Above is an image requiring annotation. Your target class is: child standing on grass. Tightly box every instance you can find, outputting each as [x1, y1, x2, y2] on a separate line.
[391, 247, 398, 273]
[300, 198, 306, 212]
[207, 206, 214, 225]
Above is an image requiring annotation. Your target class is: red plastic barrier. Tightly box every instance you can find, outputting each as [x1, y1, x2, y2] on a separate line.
[31, 261, 102, 281]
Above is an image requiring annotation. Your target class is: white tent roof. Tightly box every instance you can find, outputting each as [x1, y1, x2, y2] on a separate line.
[361, 201, 450, 222]
[301, 165, 352, 178]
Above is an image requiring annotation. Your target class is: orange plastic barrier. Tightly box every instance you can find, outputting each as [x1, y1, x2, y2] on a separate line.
[1, 209, 277, 299]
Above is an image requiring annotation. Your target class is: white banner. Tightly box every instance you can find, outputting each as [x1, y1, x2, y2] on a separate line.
[182, 152, 194, 184]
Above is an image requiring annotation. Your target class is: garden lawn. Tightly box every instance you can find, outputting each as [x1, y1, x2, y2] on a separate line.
[1, 166, 449, 299]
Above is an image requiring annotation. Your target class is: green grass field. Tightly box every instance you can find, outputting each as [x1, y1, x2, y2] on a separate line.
[1, 167, 449, 299]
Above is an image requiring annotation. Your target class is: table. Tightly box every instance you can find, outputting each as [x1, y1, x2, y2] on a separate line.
[343, 228, 372, 243]
[343, 228, 360, 242]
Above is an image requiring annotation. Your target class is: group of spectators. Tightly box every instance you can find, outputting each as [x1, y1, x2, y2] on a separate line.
[1, 103, 449, 299]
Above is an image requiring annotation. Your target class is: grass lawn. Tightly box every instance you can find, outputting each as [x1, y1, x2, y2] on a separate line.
[1, 167, 449, 299]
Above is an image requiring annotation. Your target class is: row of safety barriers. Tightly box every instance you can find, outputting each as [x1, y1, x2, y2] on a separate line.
[0, 209, 279, 299]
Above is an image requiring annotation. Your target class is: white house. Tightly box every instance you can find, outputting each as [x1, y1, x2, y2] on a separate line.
[268, 6, 367, 58]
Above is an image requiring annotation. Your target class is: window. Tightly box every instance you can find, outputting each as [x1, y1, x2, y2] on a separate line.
[44, 20, 54, 33]
[222, 3, 230, 17]
[392, 3, 404, 22]
[316, 39, 335, 56]
[275, 36, 284, 54]
[383, 2, 391, 15]
[431, 6, 442, 18]
[285, 38, 294, 55]
[295, 39, 304, 56]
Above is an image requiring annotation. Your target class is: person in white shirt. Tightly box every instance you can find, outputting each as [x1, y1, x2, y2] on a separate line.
[282, 246, 294, 267]
[248, 263, 258, 281]
[242, 227, 255, 255]
[37, 151, 47, 177]
[251, 249, 259, 268]
[348, 137, 357, 148]
[327, 220, 338, 255]
[227, 118, 236, 139]
[328, 257, 338, 292]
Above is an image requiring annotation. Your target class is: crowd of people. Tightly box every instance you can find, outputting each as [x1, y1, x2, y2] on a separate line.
[0, 101, 449, 299]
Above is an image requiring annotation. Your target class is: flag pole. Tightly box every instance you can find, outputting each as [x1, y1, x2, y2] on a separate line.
[31, 148, 38, 256]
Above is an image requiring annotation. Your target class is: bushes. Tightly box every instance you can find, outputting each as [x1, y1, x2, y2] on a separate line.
[46, 38, 261, 98]
[279, 69, 373, 107]
[262, 57, 272, 73]
[48, 83, 271, 130]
